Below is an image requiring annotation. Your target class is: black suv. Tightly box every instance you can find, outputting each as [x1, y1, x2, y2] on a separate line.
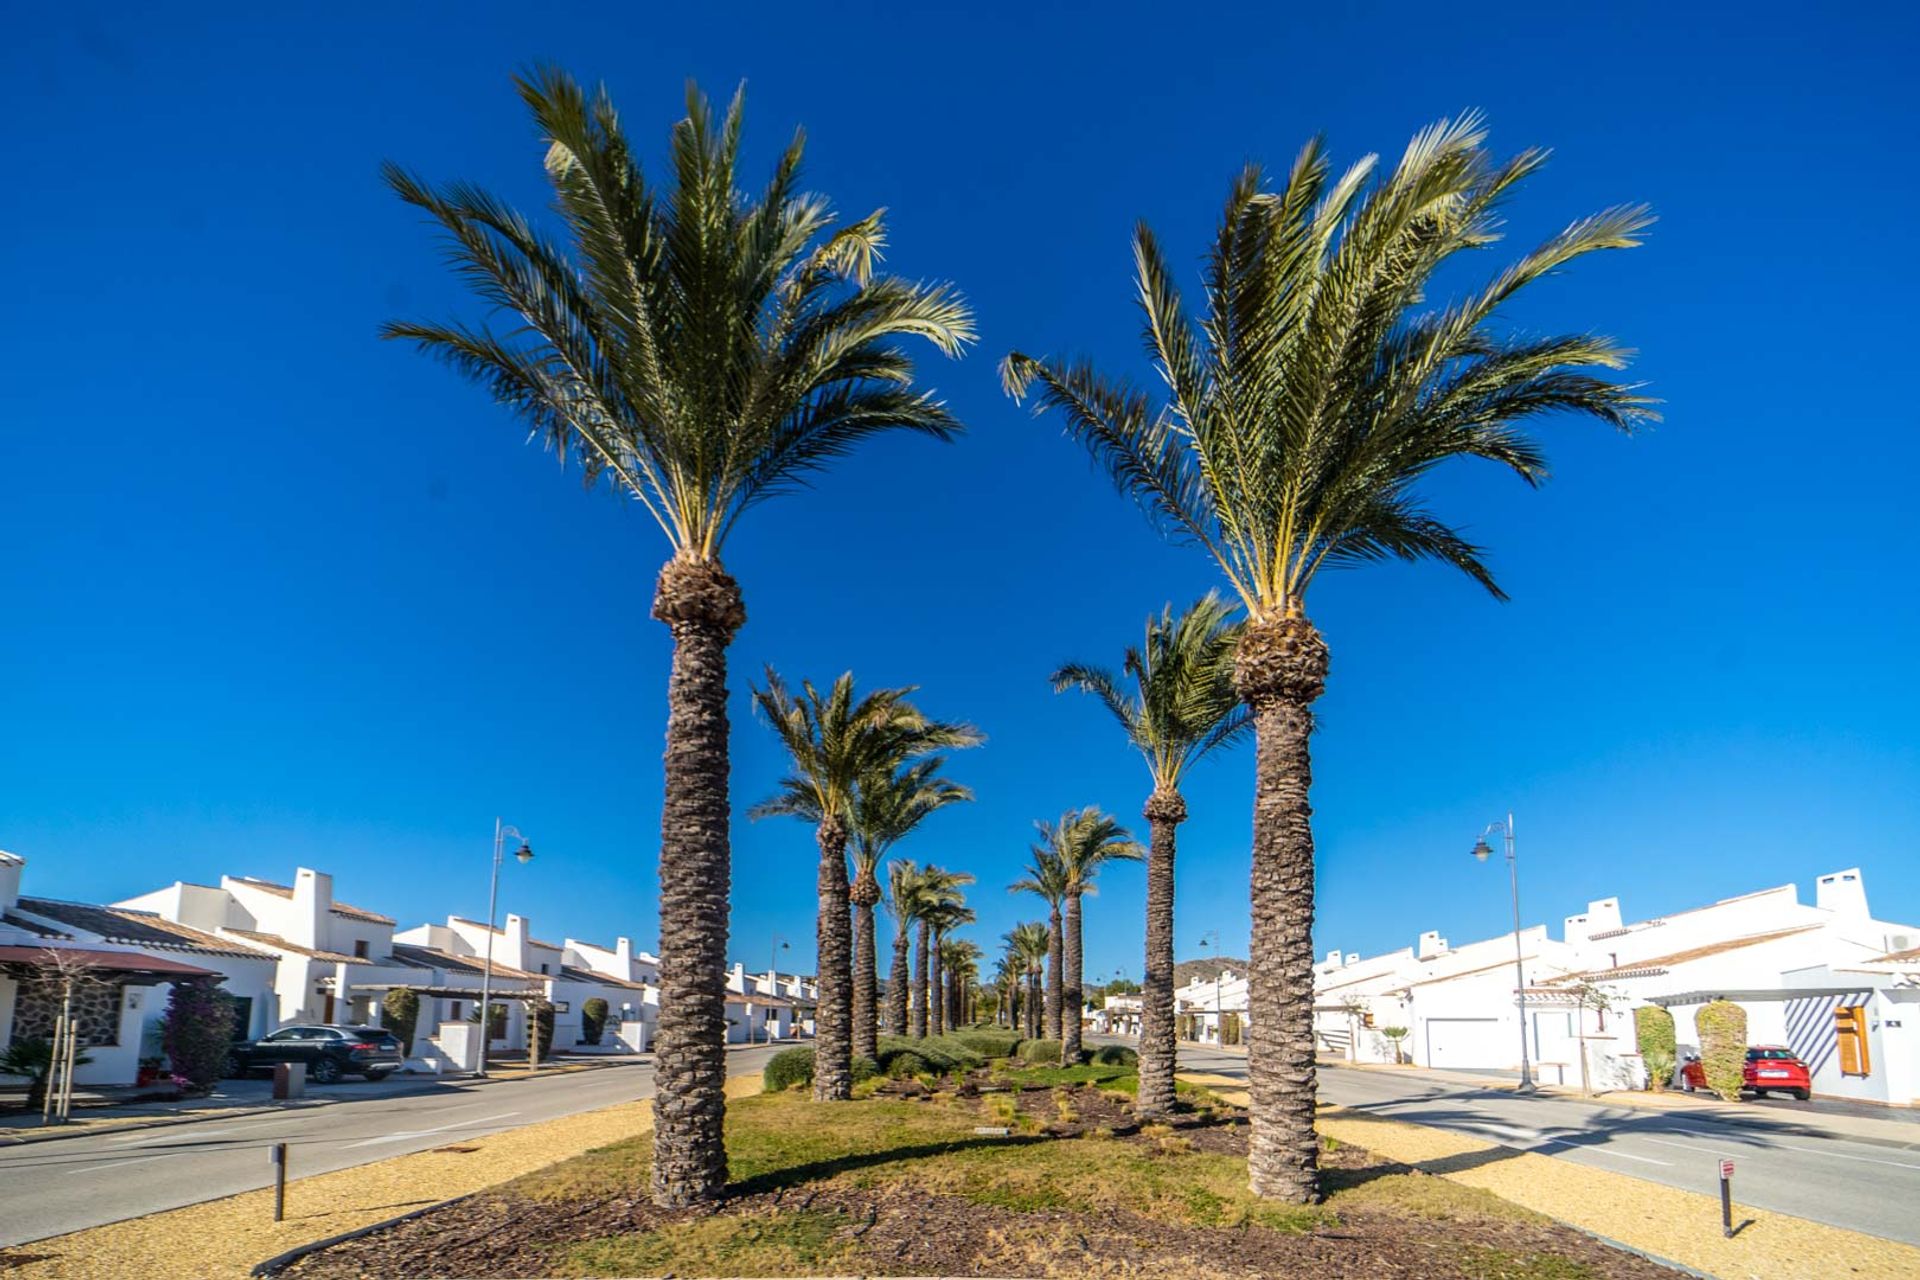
[225, 1025, 404, 1084]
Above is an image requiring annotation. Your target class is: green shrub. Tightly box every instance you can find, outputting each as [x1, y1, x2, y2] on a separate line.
[581, 997, 609, 1047]
[1019, 1038, 1064, 1065]
[851, 1054, 879, 1083]
[531, 1000, 556, 1061]
[1635, 1006, 1677, 1091]
[874, 1034, 984, 1078]
[763, 1046, 815, 1091]
[380, 989, 420, 1049]
[162, 981, 236, 1091]
[1091, 1044, 1138, 1067]
[885, 1050, 933, 1079]
[951, 1029, 1022, 1059]
[1695, 1000, 1748, 1102]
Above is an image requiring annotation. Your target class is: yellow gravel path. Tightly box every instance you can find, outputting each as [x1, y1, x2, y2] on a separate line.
[0, 1074, 763, 1280]
[1316, 1105, 1920, 1280]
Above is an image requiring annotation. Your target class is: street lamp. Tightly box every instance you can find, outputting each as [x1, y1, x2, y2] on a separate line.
[1471, 811, 1535, 1094]
[1197, 932, 1223, 1045]
[477, 818, 534, 1078]
[765, 936, 790, 1043]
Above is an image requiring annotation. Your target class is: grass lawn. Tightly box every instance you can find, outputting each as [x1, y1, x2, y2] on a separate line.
[282, 1064, 1680, 1279]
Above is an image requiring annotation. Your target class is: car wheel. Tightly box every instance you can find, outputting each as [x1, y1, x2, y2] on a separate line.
[363, 1069, 393, 1082]
[309, 1057, 343, 1085]
[1793, 1088, 1810, 1102]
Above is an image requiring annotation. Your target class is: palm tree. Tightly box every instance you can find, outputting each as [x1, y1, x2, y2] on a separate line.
[1053, 595, 1245, 1112]
[941, 937, 983, 1027]
[923, 898, 975, 1036]
[387, 72, 973, 1207]
[1009, 837, 1070, 1039]
[885, 861, 926, 1036]
[905, 864, 972, 1037]
[992, 951, 1020, 1029]
[750, 671, 978, 1100]
[1008, 922, 1051, 1038]
[1002, 116, 1650, 1201]
[852, 761, 973, 1057]
[1052, 809, 1143, 1065]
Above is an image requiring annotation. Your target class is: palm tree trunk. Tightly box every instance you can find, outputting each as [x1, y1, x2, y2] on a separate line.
[852, 902, 879, 1061]
[1027, 970, 1041, 1038]
[1236, 616, 1329, 1204]
[813, 817, 853, 1101]
[911, 919, 931, 1038]
[1062, 892, 1084, 1064]
[930, 932, 945, 1037]
[649, 558, 745, 1208]
[1045, 907, 1063, 1041]
[888, 924, 911, 1036]
[1137, 788, 1186, 1118]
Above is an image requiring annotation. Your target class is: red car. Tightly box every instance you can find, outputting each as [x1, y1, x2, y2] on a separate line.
[1680, 1045, 1812, 1100]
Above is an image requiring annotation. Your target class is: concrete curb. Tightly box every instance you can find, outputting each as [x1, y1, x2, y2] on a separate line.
[0, 1055, 649, 1147]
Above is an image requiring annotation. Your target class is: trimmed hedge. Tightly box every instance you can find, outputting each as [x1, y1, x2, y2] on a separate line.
[581, 997, 609, 1046]
[1090, 1044, 1138, 1067]
[1019, 1038, 1064, 1066]
[950, 1029, 1022, 1059]
[380, 989, 419, 1049]
[1635, 1006, 1677, 1091]
[874, 1034, 986, 1079]
[764, 1047, 815, 1091]
[1695, 1000, 1747, 1101]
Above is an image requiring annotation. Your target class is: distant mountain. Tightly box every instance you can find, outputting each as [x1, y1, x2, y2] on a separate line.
[1174, 956, 1248, 987]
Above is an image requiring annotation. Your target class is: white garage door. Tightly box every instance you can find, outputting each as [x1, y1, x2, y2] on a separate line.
[1425, 1018, 1502, 1069]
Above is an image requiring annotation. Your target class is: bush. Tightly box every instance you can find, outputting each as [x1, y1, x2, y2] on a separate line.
[162, 980, 236, 1091]
[1695, 1000, 1748, 1102]
[1635, 1006, 1677, 1091]
[381, 989, 419, 1049]
[852, 1054, 879, 1083]
[581, 997, 609, 1047]
[1019, 1038, 1064, 1066]
[874, 1034, 984, 1078]
[950, 1029, 1022, 1059]
[885, 1050, 933, 1079]
[763, 1046, 815, 1091]
[1091, 1044, 1138, 1067]
[531, 1000, 556, 1061]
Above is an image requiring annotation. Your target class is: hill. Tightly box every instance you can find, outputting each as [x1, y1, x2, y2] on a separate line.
[1174, 955, 1249, 987]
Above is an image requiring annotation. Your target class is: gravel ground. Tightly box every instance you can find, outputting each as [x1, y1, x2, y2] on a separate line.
[1316, 1105, 1920, 1280]
[0, 1074, 763, 1279]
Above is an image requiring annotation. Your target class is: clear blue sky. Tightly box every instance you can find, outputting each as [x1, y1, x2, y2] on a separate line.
[4, 4, 1917, 984]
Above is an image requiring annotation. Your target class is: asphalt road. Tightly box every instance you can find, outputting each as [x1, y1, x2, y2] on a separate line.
[1174, 1043, 1920, 1246]
[0, 1044, 781, 1248]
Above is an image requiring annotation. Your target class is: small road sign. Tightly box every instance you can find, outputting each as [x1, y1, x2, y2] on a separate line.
[1719, 1158, 1735, 1179]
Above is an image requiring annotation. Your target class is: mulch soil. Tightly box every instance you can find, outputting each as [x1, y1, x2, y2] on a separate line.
[281, 1076, 1682, 1279]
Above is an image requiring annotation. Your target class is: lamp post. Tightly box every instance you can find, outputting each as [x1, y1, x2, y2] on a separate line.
[1471, 812, 1535, 1094]
[765, 936, 790, 1043]
[477, 819, 534, 1078]
[1197, 932, 1223, 1045]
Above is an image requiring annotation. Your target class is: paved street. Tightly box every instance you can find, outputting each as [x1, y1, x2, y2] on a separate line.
[1174, 1043, 1920, 1246]
[0, 1044, 781, 1247]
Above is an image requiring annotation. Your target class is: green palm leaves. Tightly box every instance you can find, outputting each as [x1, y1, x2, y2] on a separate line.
[1003, 112, 1653, 620]
[1052, 593, 1246, 790]
[750, 669, 980, 834]
[384, 69, 974, 563]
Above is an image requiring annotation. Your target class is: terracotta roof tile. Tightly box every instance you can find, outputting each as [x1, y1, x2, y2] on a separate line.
[224, 928, 372, 965]
[17, 898, 274, 959]
[1560, 925, 1823, 982]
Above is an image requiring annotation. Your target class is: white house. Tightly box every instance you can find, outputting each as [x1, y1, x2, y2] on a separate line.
[1174, 969, 1249, 1045]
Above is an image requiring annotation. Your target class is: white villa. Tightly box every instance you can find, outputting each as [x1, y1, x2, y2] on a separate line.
[1313, 866, 1920, 1106]
[0, 848, 813, 1088]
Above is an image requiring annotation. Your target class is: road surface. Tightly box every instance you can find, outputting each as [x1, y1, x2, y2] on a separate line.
[0, 1045, 780, 1247]
[1174, 1043, 1920, 1246]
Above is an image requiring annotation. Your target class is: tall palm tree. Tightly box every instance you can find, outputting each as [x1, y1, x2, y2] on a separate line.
[852, 761, 973, 1057]
[1053, 595, 1245, 1112]
[1052, 809, 1143, 1065]
[1009, 837, 1070, 1039]
[992, 951, 1020, 1029]
[1008, 922, 1051, 1038]
[386, 72, 973, 1207]
[750, 671, 978, 1100]
[906, 865, 972, 1037]
[923, 898, 975, 1036]
[1002, 116, 1650, 1201]
[884, 861, 926, 1036]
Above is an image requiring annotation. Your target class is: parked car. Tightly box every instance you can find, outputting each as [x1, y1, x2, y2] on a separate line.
[225, 1025, 404, 1084]
[1679, 1044, 1812, 1100]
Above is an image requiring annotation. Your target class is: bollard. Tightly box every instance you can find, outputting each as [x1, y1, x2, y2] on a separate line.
[270, 1142, 287, 1222]
[1718, 1158, 1734, 1237]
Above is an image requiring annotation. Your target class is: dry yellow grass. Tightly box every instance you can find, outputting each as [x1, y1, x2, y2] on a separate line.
[1317, 1105, 1920, 1280]
[0, 1074, 764, 1280]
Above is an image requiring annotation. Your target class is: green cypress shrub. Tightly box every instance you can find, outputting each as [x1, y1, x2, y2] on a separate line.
[763, 1046, 815, 1091]
[1695, 1000, 1748, 1101]
[162, 981, 236, 1091]
[1634, 1006, 1677, 1091]
[381, 989, 420, 1049]
[581, 997, 609, 1046]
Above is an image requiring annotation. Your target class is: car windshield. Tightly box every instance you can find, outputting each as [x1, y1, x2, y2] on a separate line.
[1746, 1048, 1796, 1062]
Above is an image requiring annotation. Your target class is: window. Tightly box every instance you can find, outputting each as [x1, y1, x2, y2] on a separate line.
[353, 940, 369, 959]
[540, 962, 549, 974]
[449, 1001, 462, 1020]
[1835, 1006, 1872, 1076]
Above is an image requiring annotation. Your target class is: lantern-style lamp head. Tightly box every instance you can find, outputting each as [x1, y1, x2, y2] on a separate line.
[515, 842, 534, 865]
[1470, 838, 1493, 863]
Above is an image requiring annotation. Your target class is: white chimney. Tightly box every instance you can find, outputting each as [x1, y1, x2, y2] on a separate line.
[616, 936, 633, 969]
[1324, 949, 1343, 967]
[1816, 869, 1869, 919]
[504, 914, 530, 970]
[1416, 930, 1448, 960]
[290, 868, 333, 949]
[0, 851, 22, 913]
[1344, 952, 1359, 966]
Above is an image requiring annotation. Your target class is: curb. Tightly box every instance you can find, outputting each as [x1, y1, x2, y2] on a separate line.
[250, 1194, 476, 1277]
[0, 1055, 650, 1147]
